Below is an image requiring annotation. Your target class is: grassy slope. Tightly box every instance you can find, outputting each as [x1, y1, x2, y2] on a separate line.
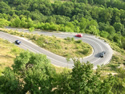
[0, 28, 92, 74]
[0, 28, 92, 58]
[99, 37, 125, 73]
[0, 38, 68, 75]
[0, 38, 23, 75]
[0, 28, 125, 74]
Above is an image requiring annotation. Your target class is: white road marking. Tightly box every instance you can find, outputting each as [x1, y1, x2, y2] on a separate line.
[0, 29, 113, 69]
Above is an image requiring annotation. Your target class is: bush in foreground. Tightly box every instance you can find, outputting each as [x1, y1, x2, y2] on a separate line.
[0, 51, 116, 94]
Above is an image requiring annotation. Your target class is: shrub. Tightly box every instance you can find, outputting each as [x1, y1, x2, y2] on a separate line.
[76, 45, 81, 49]
[54, 44, 61, 49]
[76, 40, 82, 43]
[71, 37, 74, 41]
[82, 49, 89, 55]
[29, 27, 34, 32]
[64, 37, 74, 42]
[32, 35, 37, 40]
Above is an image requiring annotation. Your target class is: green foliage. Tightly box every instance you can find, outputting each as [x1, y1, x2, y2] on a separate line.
[0, 1, 125, 93]
[29, 27, 34, 32]
[112, 67, 125, 94]
[64, 37, 74, 42]
[10, 46, 22, 55]
[0, 52, 116, 93]
[0, 19, 10, 27]
[1, 28, 92, 58]
[0, 67, 22, 94]
[0, 1, 10, 13]
[76, 40, 82, 43]
[82, 48, 89, 55]
[121, 37, 125, 49]
[12, 51, 31, 72]
[53, 60, 114, 94]
[113, 22, 124, 32]
[12, 51, 56, 93]
[88, 25, 99, 35]
[100, 30, 109, 38]
[1, 0, 125, 49]
[11, 17, 21, 27]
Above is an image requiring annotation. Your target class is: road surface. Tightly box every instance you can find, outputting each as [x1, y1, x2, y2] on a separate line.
[0, 28, 113, 69]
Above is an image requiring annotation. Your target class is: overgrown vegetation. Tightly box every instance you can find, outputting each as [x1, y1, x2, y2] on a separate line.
[0, 38, 125, 93]
[0, 0, 125, 93]
[0, 51, 118, 94]
[0, 38, 23, 75]
[0, 28, 92, 58]
[0, 38, 68, 75]
[0, 0, 125, 50]
[97, 37, 125, 72]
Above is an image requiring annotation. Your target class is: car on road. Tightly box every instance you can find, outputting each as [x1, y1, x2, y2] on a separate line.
[15, 40, 21, 45]
[100, 51, 106, 58]
[75, 34, 82, 37]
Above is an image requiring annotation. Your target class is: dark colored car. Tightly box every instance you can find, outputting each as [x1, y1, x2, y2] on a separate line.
[15, 40, 21, 45]
[100, 51, 106, 58]
[75, 34, 82, 37]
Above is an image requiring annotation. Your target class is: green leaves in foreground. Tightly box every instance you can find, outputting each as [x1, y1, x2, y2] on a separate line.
[13, 51, 56, 94]
[0, 51, 116, 94]
[53, 60, 114, 94]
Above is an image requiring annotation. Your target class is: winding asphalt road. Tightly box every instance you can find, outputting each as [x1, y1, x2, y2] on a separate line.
[0, 27, 113, 69]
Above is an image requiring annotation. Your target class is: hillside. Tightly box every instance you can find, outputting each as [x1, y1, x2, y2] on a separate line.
[0, 0, 125, 93]
[0, 0, 125, 50]
[0, 38, 23, 75]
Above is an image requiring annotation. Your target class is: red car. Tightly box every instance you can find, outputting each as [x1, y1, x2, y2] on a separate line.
[75, 34, 82, 37]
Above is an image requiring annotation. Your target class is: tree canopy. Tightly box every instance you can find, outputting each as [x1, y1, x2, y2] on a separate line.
[0, 51, 118, 94]
[0, 0, 125, 49]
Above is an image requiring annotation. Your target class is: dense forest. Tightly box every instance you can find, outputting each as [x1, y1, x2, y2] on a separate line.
[0, 0, 125, 49]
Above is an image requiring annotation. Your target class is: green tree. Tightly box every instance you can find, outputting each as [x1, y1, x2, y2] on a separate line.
[57, 2, 74, 17]
[100, 30, 109, 38]
[26, 17, 34, 28]
[11, 17, 21, 27]
[88, 0, 94, 4]
[0, 67, 22, 94]
[79, 17, 88, 31]
[113, 34, 121, 44]
[69, 60, 114, 94]
[88, 25, 99, 35]
[113, 22, 124, 33]
[20, 16, 27, 27]
[46, 16, 56, 23]
[29, 27, 34, 32]
[105, 25, 116, 35]
[12, 51, 56, 94]
[0, 1, 10, 13]
[53, 60, 114, 94]
[30, 10, 44, 21]
[0, 52, 115, 94]
[112, 67, 125, 94]
[121, 37, 125, 49]
[65, 22, 74, 30]
[99, 8, 113, 23]
[52, 69, 71, 94]
[0, 18, 10, 27]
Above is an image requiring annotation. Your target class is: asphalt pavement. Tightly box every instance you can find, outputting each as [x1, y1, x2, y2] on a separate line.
[0, 27, 113, 69]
